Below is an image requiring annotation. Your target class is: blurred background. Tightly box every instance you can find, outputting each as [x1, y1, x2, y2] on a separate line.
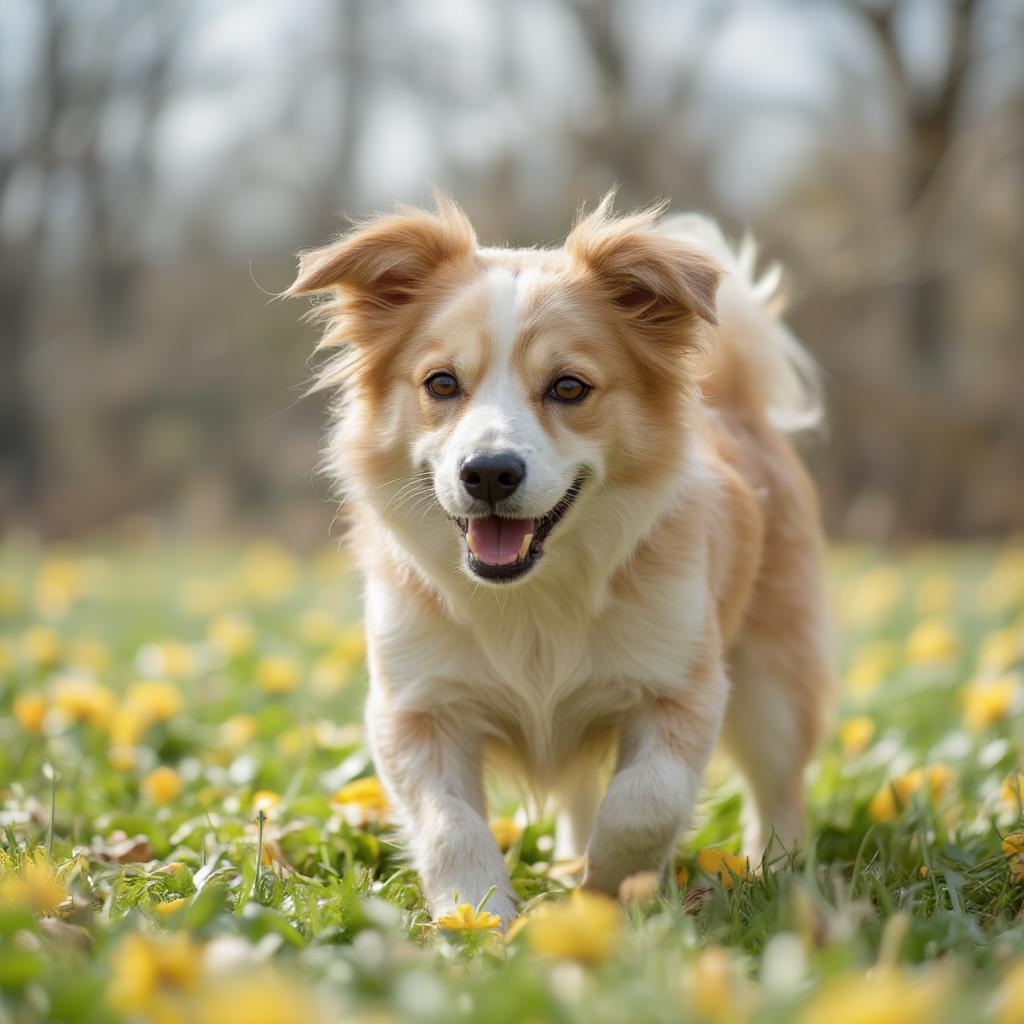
[1, 0, 1022, 548]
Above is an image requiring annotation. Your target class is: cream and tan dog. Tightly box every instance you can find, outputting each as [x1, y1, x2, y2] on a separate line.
[289, 195, 833, 925]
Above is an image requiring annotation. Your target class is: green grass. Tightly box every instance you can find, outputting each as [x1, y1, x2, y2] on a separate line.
[1, 536, 1023, 1023]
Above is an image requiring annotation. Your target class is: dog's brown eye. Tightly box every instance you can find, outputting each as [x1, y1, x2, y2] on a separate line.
[425, 372, 460, 398]
[548, 376, 590, 403]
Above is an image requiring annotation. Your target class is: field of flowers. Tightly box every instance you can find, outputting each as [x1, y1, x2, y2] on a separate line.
[1, 532, 1023, 1024]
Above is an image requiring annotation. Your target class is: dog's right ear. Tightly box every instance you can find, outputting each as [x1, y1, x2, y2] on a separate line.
[287, 194, 476, 306]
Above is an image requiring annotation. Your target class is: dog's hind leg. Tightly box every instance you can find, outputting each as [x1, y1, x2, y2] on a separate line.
[722, 622, 832, 865]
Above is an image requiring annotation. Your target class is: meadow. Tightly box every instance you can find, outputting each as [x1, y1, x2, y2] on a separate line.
[1, 533, 1022, 1024]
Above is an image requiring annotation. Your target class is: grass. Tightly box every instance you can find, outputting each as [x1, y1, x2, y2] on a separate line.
[0, 534, 1023, 1023]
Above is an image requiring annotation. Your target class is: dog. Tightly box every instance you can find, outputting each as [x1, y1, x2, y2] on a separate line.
[289, 194, 833, 925]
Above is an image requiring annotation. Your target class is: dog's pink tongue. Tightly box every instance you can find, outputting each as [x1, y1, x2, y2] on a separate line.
[467, 517, 534, 566]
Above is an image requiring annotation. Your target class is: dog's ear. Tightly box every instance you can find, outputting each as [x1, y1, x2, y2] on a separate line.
[565, 194, 720, 332]
[287, 193, 476, 306]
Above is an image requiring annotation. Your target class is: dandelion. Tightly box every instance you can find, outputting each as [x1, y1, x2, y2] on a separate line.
[138, 640, 196, 678]
[1002, 770, 1024, 810]
[525, 890, 622, 963]
[978, 628, 1022, 674]
[696, 848, 750, 888]
[299, 607, 335, 646]
[219, 713, 259, 748]
[252, 790, 281, 816]
[331, 624, 367, 665]
[844, 566, 905, 627]
[22, 625, 62, 669]
[255, 655, 301, 694]
[869, 764, 953, 822]
[490, 816, 523, 851]
[13, 693, 47, 733]
[994, 961, 1024, 1024]
[108, 746, 137, 771]
[67, 637, 110, 674]
[332, 775, 389, 826]
[195, 974, 321, 1024]
[107, 933, 202, 1019]
[207, 613, 255, 658]
[845, 641, 900, 695]
[51, 674, 116, 727]
[905, 619, 959, 665]
[127, 678, 184, 722]
[800, 967, 946, 1024]
[241, 541, 298, 603]
[34, 558, 85, 618]
[839, 715, 875, 756]
[962, 674, 1021, 732]
[914, 572, 955, 616]
[155, 897, 188, 919]
[685, 946, 757, 1024]
[0, 858, 68, 914]
[142, 766, 184, 805]
[1003, 831, 1024, 884]
[437, 902, 502, 932]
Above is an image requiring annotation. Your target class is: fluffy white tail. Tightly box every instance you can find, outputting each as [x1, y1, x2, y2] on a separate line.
[660, 213, 823, 433]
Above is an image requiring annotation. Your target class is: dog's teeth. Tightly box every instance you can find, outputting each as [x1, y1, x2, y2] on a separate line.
[517, 533, 534, 560]
[466, 532, 479, 557]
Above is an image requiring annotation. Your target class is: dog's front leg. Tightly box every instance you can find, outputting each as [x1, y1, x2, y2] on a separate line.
[582, 664, 728, 896]
[366, 692, 517, 925]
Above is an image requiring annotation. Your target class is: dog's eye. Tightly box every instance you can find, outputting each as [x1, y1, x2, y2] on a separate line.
[425, 372, 460, 398]
[548, 376, 590, 404]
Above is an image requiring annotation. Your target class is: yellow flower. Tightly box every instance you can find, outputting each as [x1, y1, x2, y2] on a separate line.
[241, 542, 298, 604]
[845, 641, 900, 696]
[299, 607, 335, 646]
[978, 628, 1022, 673]
[107, 933, 202, 1018]
[139, 641, 196, 678]
[800, 967, 946, 1024]
[525, 890, 622, 963]
[979, 552, 1024, 615]
[52, 674, 115, 727]
[252, 790, 281, 816]
[839, 715, 876, 756]
[1003, 832, 1024, 858]
[108, 745, 137, 771]
[67, 637, 110, 674]
[437, 902, 502, 931]
[331, 625, 367, 666]
[195, 974, 320, 1024]
[685, 946, 756, 1024]
[34, 558, 85, 618]
[869, 765, 953, 822]
[1002, 770, 1024, 809]
[332, 776, 388, 826]
[962, 674, 1021, 732]
[995, 961, 1024, 1024]
[108, 703, 149, 747]
[255, 655, 301, 694]
[13, 693, 47, 733]
[697, 848, 749, 888]
[22, 625, 62, 669]
[914, 572, 955, 616]
[0, 859, 67, 914]
[142, 766, 184, 805]
[219, 713, 258, 748]
[844, 567, 905, 627]
[207, 613, 254, 658]
[155, 897, 188, 919]
[127, 679, 183, 722]
[905, 619, 959, 665]
[489, 816, 523, 851]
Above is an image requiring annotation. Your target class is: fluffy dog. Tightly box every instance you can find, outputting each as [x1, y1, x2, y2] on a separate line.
[289, 194, 833, 925]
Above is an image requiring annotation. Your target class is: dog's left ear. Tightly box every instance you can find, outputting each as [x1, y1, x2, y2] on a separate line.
[287, 193, 475, 305]
[566, 196, 720, 332]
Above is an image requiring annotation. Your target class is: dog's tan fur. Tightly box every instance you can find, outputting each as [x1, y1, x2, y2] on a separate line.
[290, 195, 833, 923]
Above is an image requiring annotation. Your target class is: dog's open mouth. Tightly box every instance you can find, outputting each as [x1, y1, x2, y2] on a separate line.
[456, 476, 585, 582]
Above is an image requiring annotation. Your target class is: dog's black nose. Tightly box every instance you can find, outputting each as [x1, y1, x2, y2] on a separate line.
[460, 452, 525, 504]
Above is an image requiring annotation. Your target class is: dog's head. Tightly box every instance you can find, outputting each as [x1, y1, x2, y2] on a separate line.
[290, 194, 720, 586]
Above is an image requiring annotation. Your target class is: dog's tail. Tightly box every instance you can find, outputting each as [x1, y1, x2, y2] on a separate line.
[661, 213, 823, 433]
